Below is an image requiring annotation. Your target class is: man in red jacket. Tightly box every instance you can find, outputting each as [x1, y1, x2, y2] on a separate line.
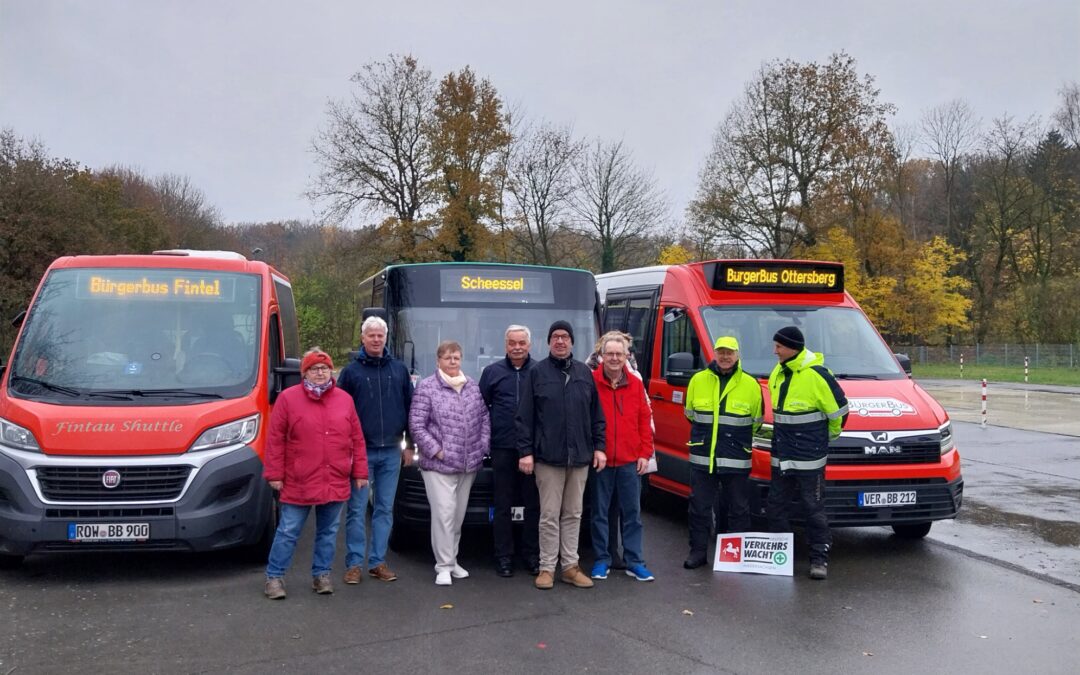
[262, 349, 368, 599]
[589, 332, 655, 582]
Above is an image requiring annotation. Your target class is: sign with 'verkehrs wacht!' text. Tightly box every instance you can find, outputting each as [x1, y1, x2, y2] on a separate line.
[713, 532, 794, 576]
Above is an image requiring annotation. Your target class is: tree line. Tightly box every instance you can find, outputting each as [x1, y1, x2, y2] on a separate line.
[2, 52, 1078, 360]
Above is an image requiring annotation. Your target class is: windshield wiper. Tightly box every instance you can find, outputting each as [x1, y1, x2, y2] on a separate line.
[11, 375, 83, 397]
[95, 388, 224, 399]
[833, 373, 881, 380]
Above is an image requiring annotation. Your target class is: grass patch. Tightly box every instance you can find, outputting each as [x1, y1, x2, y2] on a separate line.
[911, 362, 1080, 386]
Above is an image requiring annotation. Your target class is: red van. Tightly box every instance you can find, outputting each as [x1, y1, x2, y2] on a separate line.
[0, 250, 301, 565]
[597, 260, 962, 538]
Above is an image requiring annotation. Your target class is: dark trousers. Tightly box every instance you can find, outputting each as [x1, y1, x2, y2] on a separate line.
[688, 469, 750, 556]
[766, 467, 831, 564]
[491, 448, 540, 563]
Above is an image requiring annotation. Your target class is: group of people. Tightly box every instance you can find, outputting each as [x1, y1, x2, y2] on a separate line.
[261, 315, 847, 599]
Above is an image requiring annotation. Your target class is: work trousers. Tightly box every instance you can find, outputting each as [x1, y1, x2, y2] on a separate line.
[766, 467, 831, 564]
[688, 469, 750, 556]
[533, 462, 589, 573]
[491, 447, 540, 564]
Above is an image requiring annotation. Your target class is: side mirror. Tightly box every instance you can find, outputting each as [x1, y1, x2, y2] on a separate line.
[403, 340, 416, 377]
[665, 352, 695, 387]
[894, 353, 912, 376]
[11, 310, 26, 328]
[271, 357, 302, 402]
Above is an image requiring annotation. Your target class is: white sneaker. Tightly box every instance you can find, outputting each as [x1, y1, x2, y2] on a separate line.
[435, 570, 452, 586]
[451, 564, 469, 579]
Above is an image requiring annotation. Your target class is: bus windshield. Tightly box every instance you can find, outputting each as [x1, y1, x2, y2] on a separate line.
[8, 268, 261, 402]
[699, 305, 904, 380]
[376, 264, 599, 380]
[394, 307, 597, 380]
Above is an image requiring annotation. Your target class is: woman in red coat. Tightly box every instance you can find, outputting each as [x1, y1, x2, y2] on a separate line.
[262, 349, 368, 599]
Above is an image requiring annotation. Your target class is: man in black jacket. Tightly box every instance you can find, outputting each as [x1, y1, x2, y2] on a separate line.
[516, 320, 606, 590]
[479, 324, 540, 578]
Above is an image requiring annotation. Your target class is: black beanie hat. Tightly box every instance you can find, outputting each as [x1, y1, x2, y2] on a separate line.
[773, 326, 805, 350]
[547, 320, 574, 344]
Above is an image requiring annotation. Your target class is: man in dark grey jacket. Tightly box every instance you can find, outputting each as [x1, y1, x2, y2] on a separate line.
[479, 324, 540, 578]
[516, 320, 606, 590]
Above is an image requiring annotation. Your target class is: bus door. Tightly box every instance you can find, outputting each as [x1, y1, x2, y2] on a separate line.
[649, 305, 704, 493]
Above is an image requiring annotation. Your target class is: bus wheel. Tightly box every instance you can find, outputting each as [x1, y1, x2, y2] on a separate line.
[0, 554, 24, 569]
[892, 522, 932, 539]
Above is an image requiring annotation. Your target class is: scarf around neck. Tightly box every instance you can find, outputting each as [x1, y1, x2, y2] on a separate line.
[438, 369, 467, 393]
[303, 378, 334, 400]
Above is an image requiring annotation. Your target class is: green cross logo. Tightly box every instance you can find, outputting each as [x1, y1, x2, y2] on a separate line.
[773, 551, 788, 565]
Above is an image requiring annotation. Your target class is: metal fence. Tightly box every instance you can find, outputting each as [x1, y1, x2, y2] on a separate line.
[891, 344, 1080, 368]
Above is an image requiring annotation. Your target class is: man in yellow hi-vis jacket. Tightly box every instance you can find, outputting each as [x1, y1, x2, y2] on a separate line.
[767, 326, 848, 580]
[683, 336, 763, 569]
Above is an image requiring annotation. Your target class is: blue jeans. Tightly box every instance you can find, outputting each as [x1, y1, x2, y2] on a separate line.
[346, 445, 401, 568]
[266, 501, 344, 578]
[591, 463, 645, 566]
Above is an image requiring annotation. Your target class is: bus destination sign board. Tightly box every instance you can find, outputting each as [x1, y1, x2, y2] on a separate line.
[440, 269, 555, 304]
[75, 270, 238, 302]
[712, 261, 844, 294]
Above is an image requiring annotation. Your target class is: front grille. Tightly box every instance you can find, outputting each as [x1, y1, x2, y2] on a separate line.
[45, 507, 175, 518]
[825, 478, 962, 525]
[828, 437, 942, 465]
[36, 466, 191, 502]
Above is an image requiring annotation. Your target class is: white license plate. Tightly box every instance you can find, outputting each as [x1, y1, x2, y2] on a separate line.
[67, 522, 150, 542]
[858, 491, 917, 507]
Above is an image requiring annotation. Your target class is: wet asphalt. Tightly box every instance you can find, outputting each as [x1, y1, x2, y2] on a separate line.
[1, 379, 1078, 674]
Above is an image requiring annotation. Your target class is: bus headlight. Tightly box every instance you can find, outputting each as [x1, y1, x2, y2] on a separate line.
[190, 414, 259, 452]
[939, 422, 954, 455]
[0, 416, 41, 452]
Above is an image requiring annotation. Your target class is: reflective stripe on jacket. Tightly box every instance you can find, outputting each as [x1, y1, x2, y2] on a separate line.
[684, 360, 763, 474]
[767, 348, 848, 473]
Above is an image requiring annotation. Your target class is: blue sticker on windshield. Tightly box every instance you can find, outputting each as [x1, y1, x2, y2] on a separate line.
[125, 361, 143, 375]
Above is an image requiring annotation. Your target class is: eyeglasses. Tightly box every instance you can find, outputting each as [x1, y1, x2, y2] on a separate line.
[307, 365, 331, 373]
[550, 333, 572, 342]
[602, 351, 626, 359]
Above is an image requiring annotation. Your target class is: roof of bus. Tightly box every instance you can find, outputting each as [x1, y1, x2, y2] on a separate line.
[383, 261, 595, 275]
[46, 251, 287, 278]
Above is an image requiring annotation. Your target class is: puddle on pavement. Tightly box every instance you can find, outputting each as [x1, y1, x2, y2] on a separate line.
[961, 498, 1080, 547]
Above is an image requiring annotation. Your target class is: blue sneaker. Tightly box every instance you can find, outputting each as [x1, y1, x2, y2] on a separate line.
[625, 564, 655, 581]
[589, 561, 609, 579]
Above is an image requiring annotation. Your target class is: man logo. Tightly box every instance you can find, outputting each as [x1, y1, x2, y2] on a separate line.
[871, 431, 889, 442]
[102, 469, 122, 489]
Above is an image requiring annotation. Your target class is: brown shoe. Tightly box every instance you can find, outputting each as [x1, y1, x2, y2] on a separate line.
[534, 570, 555, 590]
[264, 577, 286, 600]
[312, 574, 334, 594]
[344, 566, 363, 585]
[560, 565, 594, 588]
[368, 563, 398, 582]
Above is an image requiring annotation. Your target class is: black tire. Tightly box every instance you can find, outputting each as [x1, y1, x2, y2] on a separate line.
[241, 493, 278, 563]
[892, 522, 932, 539]
[0, 554, 24, 569]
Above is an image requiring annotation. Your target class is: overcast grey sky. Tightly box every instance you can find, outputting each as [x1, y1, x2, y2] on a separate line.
[2, 0, 1077, 225]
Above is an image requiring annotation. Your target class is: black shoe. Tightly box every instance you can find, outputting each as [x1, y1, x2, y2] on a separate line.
[495, 557, 514, 577]
[527, 560, 541, 576]
[809, 563, 828, 580]
[683, 553, 708, 569]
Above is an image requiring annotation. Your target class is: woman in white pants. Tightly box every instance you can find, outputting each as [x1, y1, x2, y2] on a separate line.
[408, 341, 491, 585]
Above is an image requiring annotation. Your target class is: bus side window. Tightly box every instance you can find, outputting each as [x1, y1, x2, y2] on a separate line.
[661, 307, 703, 376]
[604, 296, 628, 332]
[626, 293, 657, 378]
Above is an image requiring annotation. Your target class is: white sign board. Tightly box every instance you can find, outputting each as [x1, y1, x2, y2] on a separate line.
[713, 532, 794, 576]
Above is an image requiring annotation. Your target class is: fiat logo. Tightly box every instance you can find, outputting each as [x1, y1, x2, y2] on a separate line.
[102, 470, 122, 489]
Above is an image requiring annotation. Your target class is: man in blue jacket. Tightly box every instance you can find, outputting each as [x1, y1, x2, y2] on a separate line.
[337, 316, 413, 583]
[479, 324, 540, 578]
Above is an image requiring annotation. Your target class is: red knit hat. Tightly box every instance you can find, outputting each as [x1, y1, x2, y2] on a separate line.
[301, 351, 334, 374]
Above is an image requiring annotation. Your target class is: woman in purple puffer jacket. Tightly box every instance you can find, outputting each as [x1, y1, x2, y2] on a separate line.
[409, 339, 491, 586]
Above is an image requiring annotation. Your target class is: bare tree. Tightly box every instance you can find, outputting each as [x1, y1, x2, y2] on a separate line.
[920, 99, 980, 240]
[505, 122, 581, 265]
[1053, 82, 1080, 147]
[571, 139, 667, 273]
[688, 53, 895, 258]
[309, 54, 436, 233]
